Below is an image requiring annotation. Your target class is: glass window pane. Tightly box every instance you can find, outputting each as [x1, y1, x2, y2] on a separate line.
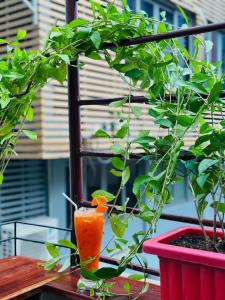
[127, 0, 135, 10]
[141, 1, 153, 17]
[160, 8, 173, 24]
[222, 33, 225, 72]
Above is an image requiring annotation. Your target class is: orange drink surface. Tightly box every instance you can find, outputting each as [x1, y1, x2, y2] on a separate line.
[74, 208, 104, 272]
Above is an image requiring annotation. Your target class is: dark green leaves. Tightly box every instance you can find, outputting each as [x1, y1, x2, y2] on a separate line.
[125, 69, 144, 80]
[208, 81, 222, 104]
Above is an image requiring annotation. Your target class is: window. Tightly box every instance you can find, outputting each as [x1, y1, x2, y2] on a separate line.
[0, 160, 48, 222]
[127, 0, 194, 53]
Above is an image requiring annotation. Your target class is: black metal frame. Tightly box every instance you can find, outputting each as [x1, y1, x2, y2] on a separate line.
[65, 0, 225, 277]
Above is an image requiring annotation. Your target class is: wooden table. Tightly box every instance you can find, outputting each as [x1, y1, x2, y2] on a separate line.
[0, 256, 160, 300]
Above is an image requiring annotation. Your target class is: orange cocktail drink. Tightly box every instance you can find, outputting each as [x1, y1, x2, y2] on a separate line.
[74, 208, 104, 271]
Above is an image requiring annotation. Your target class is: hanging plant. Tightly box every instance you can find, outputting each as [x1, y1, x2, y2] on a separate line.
[1, 0, 225, 298]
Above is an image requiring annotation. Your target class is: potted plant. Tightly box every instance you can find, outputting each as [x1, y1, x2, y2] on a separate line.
[143, 123, 225, 300]
[1, 0, 224, 298]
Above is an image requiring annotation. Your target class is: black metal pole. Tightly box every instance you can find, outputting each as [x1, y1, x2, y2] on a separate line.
[66, 0, 82, 266]
[14, 222, 17, 256]
[104, 21, 225, 48]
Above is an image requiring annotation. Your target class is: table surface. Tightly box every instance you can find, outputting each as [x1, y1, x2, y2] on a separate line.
[0, 256, 161, 300]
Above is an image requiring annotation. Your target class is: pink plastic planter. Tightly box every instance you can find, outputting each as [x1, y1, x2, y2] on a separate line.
[143, 226, 225, 300]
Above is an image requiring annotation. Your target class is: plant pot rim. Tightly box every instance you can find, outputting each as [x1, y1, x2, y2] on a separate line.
[143, 226, 225, 269]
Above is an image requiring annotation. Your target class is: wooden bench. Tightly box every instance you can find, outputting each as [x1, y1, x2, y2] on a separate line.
[0, 256, 160, 299]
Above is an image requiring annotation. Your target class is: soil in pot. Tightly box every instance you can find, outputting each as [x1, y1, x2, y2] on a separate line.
[170, 235, 225, 253]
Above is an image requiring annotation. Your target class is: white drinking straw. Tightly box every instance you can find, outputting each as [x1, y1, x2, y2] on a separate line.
[62, 192, 78, 211]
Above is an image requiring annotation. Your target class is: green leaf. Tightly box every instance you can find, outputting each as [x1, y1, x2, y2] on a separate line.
[68, 18, 89, 29]
[0, 38, 7, 44]
[50, 31, 62, 39]
[123, 281, 131, 294]
[116, 124, 128, 138]
[58, 54, 70, 64]
[132, 175, 149, 197]
[58, 239, 77, 250]
[198, 159, 218, 174]
[211, 201, 225, 213]
[16, 29, 27, 40]
[25, 106, 33, 122]
[128, 274, 145, 281]
[86, 51, 101, 60]
[111, 157, 124, 170]
[176, 115, 194, 127]
[122, 166, 130, 186]
[22, 130, 37, 141]
[125, 69, 143, 80]
[122, 0, 127, 6]
[110, 214, 128, 238]
[155, 118, 172, 128]
[45, 243, 59, 258]
[197, 173, 209, 189]
[131, 106, 142, 118]
[111, 144, 123, 155]
[89, 288, 95, 297]
[94, 267, 119, 279]
[58, 258, 70, 272]
[177, 5, 189, 25]
[197, 198, 208, 218]
[109, 97, 128, 108]
[40, 257, 60, 271]
[90, 31, 101, 49]
[81, 268, 100, 281]
[140, 210, 154, 224]
[110, 169, 122, 177]
[95, 129, 110, 138]
[91, 190, 115, 202]
[133, 136, 156, 144]
[0, 173, 3, 185]
[208, 81, 222, 104]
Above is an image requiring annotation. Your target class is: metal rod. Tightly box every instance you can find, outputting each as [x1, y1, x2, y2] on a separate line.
[14, 222, 17, 256]
[80, 150, 194, 161]
[16, 237, 75, 249]
[104, 22, 225, 48]
[80, 91, 225, 106]
[79, 96, 149, 106]
[82, 200, 225, 228]
[66, 0, 81, 267]
[16, 221, 72, 232]
[0, 237, 14, 244]
[100, 256, 160, 276]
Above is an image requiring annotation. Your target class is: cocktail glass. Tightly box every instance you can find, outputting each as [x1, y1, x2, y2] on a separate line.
[74, 207, 104, 289]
